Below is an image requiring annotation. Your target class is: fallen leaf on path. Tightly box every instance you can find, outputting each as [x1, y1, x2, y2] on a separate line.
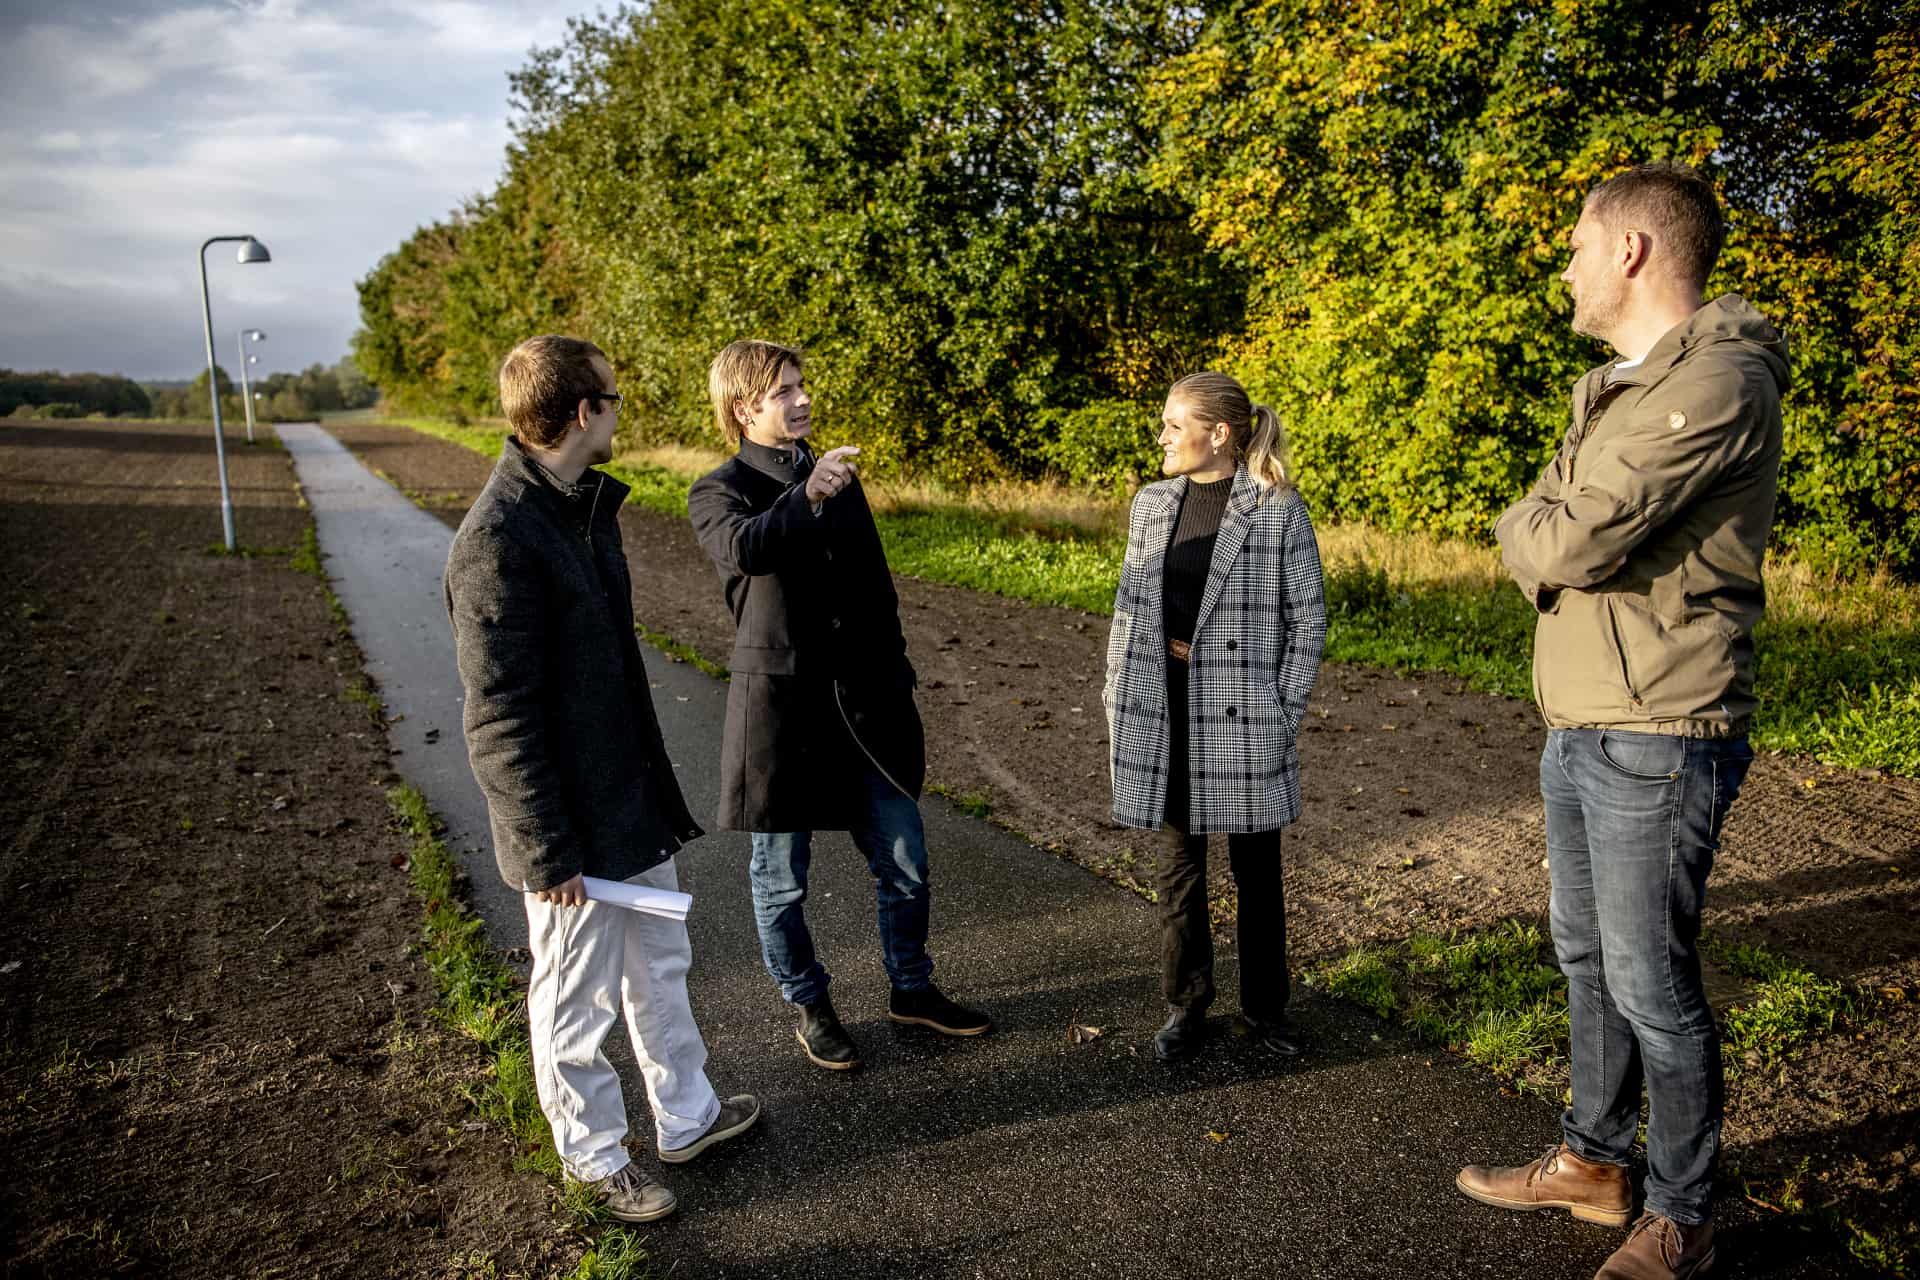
[1067, 1024, 1104, 1045]
[1206, 1130, 1230, 1143]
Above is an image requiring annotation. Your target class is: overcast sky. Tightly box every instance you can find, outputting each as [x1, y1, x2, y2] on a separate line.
[0, 0, 585, 381]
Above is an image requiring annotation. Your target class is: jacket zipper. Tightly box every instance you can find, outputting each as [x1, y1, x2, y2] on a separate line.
[584, 473, 603, 552]
[1604, 597, 1643, 707]
[834, 680, 914, 801]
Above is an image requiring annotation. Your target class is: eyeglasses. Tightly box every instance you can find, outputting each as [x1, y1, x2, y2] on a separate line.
[592, 390, 624, 412]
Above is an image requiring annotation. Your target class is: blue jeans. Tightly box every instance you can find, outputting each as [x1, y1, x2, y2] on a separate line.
[1542, 728, 1753, 1226]
[748, 765, 935, 1006]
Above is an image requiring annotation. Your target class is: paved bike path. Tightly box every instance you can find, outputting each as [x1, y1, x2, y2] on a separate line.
[279, 423, 1810, 1279]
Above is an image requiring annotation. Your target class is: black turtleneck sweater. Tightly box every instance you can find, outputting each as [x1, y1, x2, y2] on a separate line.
[1163, 475, 1233, 645]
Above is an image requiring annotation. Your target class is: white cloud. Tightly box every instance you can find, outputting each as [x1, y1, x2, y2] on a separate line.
[0, 0, 577, 380]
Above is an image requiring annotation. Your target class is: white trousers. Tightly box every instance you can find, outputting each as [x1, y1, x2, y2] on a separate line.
[524, 858, 720, 1181]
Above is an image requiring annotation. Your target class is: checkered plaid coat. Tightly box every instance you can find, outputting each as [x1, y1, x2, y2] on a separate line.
[1104, 467, 1327, 833]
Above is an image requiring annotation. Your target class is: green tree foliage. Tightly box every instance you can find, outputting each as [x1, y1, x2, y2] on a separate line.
[356, 0, 1241, 482]
[352, 0, 1917, 571]
[251, 360, 380, 415]
[141, 357, 377, 422]
[1151, 0, 1920, 571]
[189, 364, 235, 400]
[0, 369, 151, 417]
[353, 153, 584, 419]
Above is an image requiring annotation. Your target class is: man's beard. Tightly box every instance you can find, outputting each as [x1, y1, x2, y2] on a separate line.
[1572, 277, 1624, 342]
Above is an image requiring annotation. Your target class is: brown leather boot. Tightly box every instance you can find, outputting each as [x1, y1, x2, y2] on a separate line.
[1594, 1212, 1716, 1279]
[1455, 1143, 1632, 1227]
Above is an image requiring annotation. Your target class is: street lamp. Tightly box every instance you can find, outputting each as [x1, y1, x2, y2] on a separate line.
[197, 235, 270, 551]
[236, 328, 266, 444]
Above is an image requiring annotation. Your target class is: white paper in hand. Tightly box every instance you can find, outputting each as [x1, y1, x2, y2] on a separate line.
[581, 875, 692, 922]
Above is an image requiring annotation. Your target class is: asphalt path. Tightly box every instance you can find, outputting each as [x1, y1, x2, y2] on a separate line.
[280, 424, 1816, 1279]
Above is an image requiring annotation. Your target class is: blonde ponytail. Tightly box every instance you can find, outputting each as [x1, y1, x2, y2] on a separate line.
[1168, 370, 1295, 499]
[1242, 403, 1293, 493]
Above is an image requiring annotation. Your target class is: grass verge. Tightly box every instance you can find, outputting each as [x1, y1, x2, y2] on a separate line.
[365, 414, 1920, 776]
[1309, 923, 1899, 1271]
[1703, 936, 1868, 1071]
[1308, 925, 1873, 1091]
[388, 783, 658, 1280]
[1307, 921, 1571, 1095]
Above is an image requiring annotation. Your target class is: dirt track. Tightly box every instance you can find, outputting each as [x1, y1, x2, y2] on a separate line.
[331, 418, 1920, 1248]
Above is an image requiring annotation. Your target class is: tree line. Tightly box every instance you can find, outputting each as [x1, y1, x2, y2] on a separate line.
[3, 370, 152, 418]
[7, 359, 377, 423]
[353, 0, 1920, 575]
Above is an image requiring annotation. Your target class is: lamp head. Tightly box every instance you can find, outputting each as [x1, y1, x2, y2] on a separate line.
[245, 329, 266, 342]
[236, 238, 271, 264]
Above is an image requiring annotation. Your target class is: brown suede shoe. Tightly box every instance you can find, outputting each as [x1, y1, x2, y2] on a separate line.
[1594, 1212, 1716, 1279]
[1455, 1143, 1632, 1227]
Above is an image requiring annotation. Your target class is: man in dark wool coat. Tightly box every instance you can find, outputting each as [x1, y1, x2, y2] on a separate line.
[688, 339, 991, 1071]
[446, 335, 760, 1223]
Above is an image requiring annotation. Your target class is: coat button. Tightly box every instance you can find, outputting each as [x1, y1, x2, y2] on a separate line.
[831, 617, 842, 629]
[1225, 640, 1237, 650]
[1226, 706, 1237, 718]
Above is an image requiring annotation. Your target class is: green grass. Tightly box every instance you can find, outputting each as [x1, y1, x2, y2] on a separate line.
[637, 625, 728, 681]
[1703, 935, 1866, 1069]
[926, 781, 994, 819]
[1314, 923, 1872, 1105]
[370, 413, 1920, 776]
[342, 679, 385, 725]
[388, 784, 657, 1278]
[1309, 922, 1570, 1089]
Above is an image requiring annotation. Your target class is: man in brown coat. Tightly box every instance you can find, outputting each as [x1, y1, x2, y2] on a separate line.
[1457, 165, 1787, 1280]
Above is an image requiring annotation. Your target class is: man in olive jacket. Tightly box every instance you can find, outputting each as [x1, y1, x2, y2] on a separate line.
[1457, 167, 1785, 1280]
[688, 339, 990, 1072]
[446, 336, 759, 1223]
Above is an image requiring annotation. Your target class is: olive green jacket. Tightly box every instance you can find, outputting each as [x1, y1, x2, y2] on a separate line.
[1496, 295, 1788, 738]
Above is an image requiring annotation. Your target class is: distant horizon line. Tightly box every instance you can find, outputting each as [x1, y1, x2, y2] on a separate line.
[1, 358, 361, 386]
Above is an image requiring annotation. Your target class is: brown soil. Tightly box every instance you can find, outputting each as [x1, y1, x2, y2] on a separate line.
[332, 419, 1920, 1254]
[0, 422, 584, 1278]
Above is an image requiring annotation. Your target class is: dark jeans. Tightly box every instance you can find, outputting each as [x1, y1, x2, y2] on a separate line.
[748, 759, 934, 1007]
[1542, 728, 1753, 1227]
[1159, 655, 1289, 1021]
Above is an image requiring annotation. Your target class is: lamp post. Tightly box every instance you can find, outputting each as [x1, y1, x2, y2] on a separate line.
[236, 329, 266, 444]
[197, 235, 270, 551]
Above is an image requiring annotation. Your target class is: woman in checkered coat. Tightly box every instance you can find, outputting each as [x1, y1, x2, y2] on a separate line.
[1103, 371, 1327, 1062]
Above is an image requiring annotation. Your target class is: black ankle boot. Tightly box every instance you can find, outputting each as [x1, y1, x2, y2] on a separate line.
[796, 995, 861, 1071]
[1153, 1006, 1210, 1061]
[887, 983, 992, 1036]
[1234, 1013, 1304, 1057]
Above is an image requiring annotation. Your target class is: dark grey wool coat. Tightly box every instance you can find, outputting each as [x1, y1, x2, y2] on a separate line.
[688, 440, 924, 832]
[1105, 467, 1327, 834]
[445, 439, 701, 892]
